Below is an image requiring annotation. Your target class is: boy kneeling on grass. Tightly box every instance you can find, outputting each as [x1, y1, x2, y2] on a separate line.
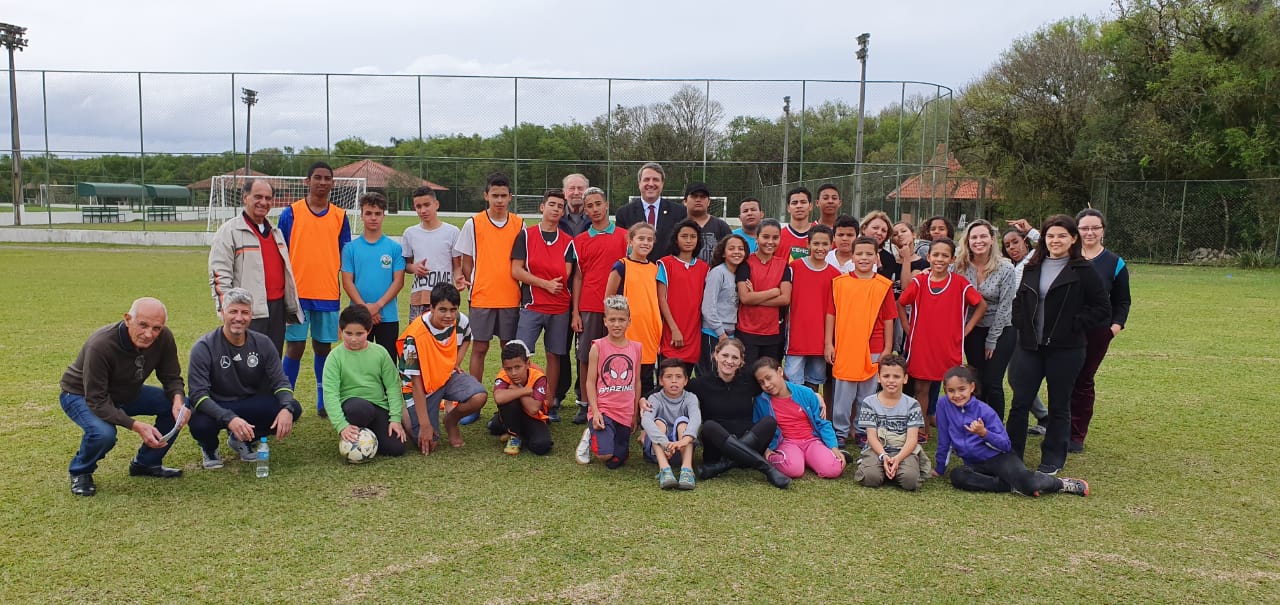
[934, 366, 1089, 497]
[396, 283, 488, 453]
[323, 304, 406, 457]
[487, 341, 552, 456]
[640, 358, 702, 490]
[854, 354, 930, 490]
[576, 295, 642, 469]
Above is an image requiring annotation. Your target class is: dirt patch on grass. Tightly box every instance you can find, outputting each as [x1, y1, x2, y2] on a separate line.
[351, 485, 389, 500]
[483, 567, 659, 605]
[338, 554, 444, 604]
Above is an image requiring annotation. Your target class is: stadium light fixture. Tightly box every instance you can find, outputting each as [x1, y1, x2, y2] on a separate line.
[853, 32, 870, 218]
[241, 88, 258, 179]
[2, 22, 28, 226]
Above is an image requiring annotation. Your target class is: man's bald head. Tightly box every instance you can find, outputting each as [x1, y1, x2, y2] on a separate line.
[124, 297, 168, 350]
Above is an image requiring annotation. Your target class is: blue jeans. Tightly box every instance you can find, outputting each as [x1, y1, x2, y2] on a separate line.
[61, 385, 177, 475]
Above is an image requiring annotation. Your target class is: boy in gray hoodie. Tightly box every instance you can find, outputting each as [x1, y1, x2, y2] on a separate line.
[641, 358, 702, 490]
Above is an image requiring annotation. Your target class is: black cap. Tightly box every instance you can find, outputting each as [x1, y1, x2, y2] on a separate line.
[684, 182, 710, 197]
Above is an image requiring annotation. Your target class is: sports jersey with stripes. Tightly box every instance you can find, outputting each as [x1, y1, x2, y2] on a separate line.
[397, 311, 471, 394]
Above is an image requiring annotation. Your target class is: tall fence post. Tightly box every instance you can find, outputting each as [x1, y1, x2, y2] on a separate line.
[606, 79, 612, 202]
[798, 81, 806, 186]
[417, 75, 423, 142]
[324, 74, 331, 156]
[512, 77, 519, 195]
[702, 79, 710, 183]
[1175, 180, 1188, 262]
[42, 69, 50, 227]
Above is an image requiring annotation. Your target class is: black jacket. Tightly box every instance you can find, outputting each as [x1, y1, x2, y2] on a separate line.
[687, 370, 760, 436]
[1011, 257, 1111, 350]
[614, 199, 688, 261]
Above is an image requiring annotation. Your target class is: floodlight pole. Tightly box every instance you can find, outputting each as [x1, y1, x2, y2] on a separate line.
[242, 88, 258, 179]
[2, 23, 28, 226]
[853, 32, 870, 219]
[781, 96, 791, 202]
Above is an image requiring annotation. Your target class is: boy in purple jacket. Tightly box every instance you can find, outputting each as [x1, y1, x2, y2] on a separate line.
[934, 366, 1089, 497]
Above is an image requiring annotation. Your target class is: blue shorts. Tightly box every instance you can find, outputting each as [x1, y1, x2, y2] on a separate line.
[642, 415, 691, 463]
[285, 309, 339, 344]
[784, 355, 827, 385]
[590, 415, 632, 461]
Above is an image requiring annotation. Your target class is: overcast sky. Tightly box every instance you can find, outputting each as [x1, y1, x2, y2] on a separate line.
[2, 0, 1115, 156]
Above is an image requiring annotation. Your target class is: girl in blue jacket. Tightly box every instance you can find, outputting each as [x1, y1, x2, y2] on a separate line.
[752, 357, 845, 479]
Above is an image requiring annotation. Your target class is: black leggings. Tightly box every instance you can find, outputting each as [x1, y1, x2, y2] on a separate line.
[368, 322, 400, 365]
[492, 402, 553, 455]
[699, 417, 777, 464]
[342, 398, 405, 457]
[964, 326, 1017, 419]
[949, 452, 1062, 495]
[738, 332, 783, 369]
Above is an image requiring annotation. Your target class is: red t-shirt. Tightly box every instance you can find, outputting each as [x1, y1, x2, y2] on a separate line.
[247, 215, 285, 301]
[572, 227, 629, 314]
[899, 272, 983, 381]
[785, 258, 841, 355]
[772, 395, 813, 441]
[657, 256, 709, 363]
[778, 225, 810, 261]
[735, 254, 792, 337]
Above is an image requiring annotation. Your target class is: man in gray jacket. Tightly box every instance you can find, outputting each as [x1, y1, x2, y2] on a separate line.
[187, 288, 302, 469]
[209, 179, 303, 354]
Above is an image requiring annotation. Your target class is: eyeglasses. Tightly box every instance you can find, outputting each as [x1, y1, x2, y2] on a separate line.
[1079, 226, 1104, 232]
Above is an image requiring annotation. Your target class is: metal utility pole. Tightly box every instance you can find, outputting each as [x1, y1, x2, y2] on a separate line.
[242, 88, 258, 179]
[781, 95, 791, 208]
[853, 32, 870, 218]
[2, 23, 28, 226]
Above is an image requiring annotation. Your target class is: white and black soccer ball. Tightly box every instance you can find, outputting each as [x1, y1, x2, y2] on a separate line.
[338, 428, 378, 463]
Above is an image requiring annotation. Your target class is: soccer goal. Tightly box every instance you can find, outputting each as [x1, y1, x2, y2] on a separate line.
[206, 175, 367, 231]
[37, 184, 77, 207]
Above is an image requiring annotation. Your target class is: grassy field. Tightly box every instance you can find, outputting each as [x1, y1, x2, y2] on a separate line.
[1, 244, 1277, 604]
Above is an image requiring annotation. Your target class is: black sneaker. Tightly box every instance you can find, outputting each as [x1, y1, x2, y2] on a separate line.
[572, 405, 589, 425]
[1036, 463, 1061, 476]
[70, 474, 96, 497]
[1067, 441, 1085, 454]
[547, 406, 561, 423]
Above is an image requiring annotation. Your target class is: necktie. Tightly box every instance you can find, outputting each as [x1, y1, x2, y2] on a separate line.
[647, 204, 656, 227]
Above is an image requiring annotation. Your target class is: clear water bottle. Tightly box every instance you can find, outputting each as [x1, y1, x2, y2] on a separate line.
[256, 437, 269, 478]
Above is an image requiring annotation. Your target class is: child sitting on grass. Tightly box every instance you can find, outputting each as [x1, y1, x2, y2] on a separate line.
[934, 366, 1089, 497]
[751, 357, 845, 479]
[854, 354, 929, 490]
[488, 341, 552, 456]
[576, 295, 643, 469]
[640, 358, 702, 490]
[323, 304, 406, 457]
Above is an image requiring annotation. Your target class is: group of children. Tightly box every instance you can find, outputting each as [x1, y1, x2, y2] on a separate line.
[313, 175, 1089, 498]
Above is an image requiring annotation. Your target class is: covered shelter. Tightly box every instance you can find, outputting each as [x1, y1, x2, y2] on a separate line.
[886, 144, 1000, 224]
[333, 159, 447, 210]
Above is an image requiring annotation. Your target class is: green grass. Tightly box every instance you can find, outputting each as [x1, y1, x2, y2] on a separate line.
[1, 246, 1277, 603]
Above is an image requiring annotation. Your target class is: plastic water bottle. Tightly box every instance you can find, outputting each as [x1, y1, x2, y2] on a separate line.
[256, 437, 269, 478]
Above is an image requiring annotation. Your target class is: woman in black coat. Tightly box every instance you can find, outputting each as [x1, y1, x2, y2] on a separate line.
[1007, 215, 1111, 475]
[687, 338, 790, 488]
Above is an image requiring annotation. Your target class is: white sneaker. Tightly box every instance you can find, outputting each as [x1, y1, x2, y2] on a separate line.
[227, 436, 256, 462]
[574, 427, 592, 464]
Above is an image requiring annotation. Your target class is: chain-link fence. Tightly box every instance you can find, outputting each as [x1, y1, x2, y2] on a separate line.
[1091, 178, 1280, 264]
[0, 70, 957, 229]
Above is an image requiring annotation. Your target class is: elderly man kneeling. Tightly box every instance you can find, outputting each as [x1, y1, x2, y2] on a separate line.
[188, 288, 302, 469]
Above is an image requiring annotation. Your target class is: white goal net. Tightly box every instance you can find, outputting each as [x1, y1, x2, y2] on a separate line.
[206, 175, 367, 231]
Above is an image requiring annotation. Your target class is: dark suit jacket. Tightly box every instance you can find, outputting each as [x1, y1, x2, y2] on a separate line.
[615, 198, 689, 261]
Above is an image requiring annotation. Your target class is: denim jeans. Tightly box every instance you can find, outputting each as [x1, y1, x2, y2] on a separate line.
[61, 385, 177, 475]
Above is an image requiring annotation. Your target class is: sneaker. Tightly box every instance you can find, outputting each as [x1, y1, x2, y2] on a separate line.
[504, 435, 522, 455]
[227, 436, 256, 462]
[657, 467, 678, 489]
[574, 428, 592, 464]
[677, 467, 696, 490]
[1067, 441, 1085, 454]
[1028, 423, 1047, 436]
[838, 449, 855, 465]
[547, 407, 561, 423]
[1037, 463, 1061, 476]
[572, 405, 589, 425]
[1060, 477, 1090, 497]
[459, 411, 480, 426]
[201, 449, 224, 469]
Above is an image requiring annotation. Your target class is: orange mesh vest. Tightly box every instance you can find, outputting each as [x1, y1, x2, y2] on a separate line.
[288, 199, 346, 300]
[621, 258, 661, 364]
[470, 211, 523, 308]
[831, 273, 893, 382]
[397, 315, 460, 394]
[497, 365, 548, 421]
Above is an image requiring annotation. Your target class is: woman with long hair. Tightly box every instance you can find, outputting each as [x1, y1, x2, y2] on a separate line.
[953, 220, 1018, 419]
[1007, 215, 1111, 475]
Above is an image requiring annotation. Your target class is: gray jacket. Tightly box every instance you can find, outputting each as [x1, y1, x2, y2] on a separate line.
[641, 390, 702, 446]
[700, 264, 739, 337]
[208, 214, 303, 323]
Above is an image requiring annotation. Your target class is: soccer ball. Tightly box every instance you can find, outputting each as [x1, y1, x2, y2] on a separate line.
[339, 428, 378, 463]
